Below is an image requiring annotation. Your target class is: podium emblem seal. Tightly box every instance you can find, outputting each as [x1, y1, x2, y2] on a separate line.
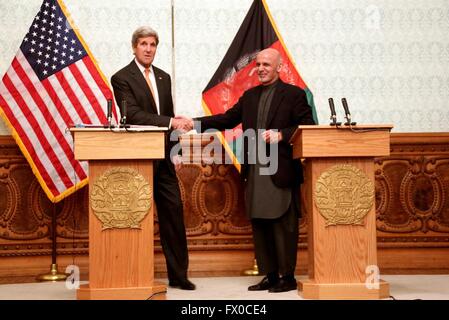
[314, 164, 374, 226]
[90, 167, 152, 230]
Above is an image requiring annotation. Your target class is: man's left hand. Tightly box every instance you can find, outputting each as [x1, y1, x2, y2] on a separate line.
[261, 130, 282, 144]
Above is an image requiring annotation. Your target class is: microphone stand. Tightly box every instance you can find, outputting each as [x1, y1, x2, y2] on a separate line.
[104, 99, 115, 129]
[341, 98, 357, 126]
[328, 98, 341, 126]
[119, 99, 130, 129]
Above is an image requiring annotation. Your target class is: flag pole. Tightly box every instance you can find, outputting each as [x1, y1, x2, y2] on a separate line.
[36, 204, 68, 282]
[171, 0, 176, 110]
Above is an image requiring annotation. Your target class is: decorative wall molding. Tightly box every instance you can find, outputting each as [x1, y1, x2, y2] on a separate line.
[375, 134, 449, 241]
[0, 133, 449, 279]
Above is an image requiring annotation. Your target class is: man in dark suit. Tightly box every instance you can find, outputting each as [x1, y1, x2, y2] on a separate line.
[182, 48, 315, 292]
[111, 26, 195, 290]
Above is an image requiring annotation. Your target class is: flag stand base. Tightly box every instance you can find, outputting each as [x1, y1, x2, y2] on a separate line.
[36, 264, 68, 282]
[242, 258, 259, 276]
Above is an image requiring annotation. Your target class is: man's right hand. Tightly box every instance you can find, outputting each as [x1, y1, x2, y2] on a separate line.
[172, 115, 193, 132]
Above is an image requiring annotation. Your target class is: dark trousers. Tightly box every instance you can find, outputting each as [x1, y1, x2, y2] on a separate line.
[251, 190, 299, 276]
[154, 159, 189, 282]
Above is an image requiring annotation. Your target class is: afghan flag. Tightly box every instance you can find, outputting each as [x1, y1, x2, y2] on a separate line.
[201, 0, 318, 172]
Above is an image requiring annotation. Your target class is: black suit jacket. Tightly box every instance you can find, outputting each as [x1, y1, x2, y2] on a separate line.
[112, 61, 189, 281]
[197, 80, 315, 188]
[111, 60, 173, 127]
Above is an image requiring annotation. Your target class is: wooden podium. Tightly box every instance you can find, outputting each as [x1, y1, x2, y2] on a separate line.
[71, 128, 167, 300]
[290, 125, 392, 300]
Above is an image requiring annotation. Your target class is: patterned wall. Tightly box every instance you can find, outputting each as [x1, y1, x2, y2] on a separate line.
[1, 0, 449, 135]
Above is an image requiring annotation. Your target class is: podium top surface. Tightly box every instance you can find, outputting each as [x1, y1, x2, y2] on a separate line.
[71, 126, 166, 160]
[296, 124, 394, 130]
[290, 124, 393, 158]
[291, 124, 393, 139]
[70, 125, 168, 133]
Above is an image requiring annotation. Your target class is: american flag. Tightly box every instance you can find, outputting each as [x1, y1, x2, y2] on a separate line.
[0, 0, 117, 202]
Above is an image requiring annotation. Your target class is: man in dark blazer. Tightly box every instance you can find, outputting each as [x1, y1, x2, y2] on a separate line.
[184, 48, 315, 292]
[111, 26, 195, 290]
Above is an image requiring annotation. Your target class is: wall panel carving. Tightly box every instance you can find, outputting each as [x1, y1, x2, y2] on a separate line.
[375, 134, 449, 246]
[0, 133, 449, 278]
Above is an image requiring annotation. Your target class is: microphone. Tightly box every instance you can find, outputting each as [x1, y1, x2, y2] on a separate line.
[120, 99, 128, 128]
[105, 99, 113, 128]
[328, 98, 341, 126]
[103, 99, 114, 129]
[341, 98, 356, 126]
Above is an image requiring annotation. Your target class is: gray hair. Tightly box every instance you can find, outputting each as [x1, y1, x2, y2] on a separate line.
[131, 26, 159, 48]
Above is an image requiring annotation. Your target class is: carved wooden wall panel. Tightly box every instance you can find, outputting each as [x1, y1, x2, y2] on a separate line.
[375, 134, 449, 246]
[0, 133, 449, 280]
[0, 137, 88, 258]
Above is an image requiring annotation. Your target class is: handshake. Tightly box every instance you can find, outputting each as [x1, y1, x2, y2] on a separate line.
[171, 115, 194, 133]
[170, 114, 283, 144]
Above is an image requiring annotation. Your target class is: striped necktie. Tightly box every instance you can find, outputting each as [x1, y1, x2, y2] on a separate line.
[144, 68, 156, 100]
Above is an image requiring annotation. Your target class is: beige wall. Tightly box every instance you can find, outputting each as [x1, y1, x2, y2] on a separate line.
[1, 0, 448, 135]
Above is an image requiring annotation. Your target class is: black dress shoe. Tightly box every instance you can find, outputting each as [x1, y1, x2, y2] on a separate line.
[248, 276, 278, 291]
[268, 277, 297, 293]
[169, 279, 196, 290]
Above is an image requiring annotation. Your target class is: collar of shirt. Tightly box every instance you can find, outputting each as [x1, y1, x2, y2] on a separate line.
[134, 59, 153, 75]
